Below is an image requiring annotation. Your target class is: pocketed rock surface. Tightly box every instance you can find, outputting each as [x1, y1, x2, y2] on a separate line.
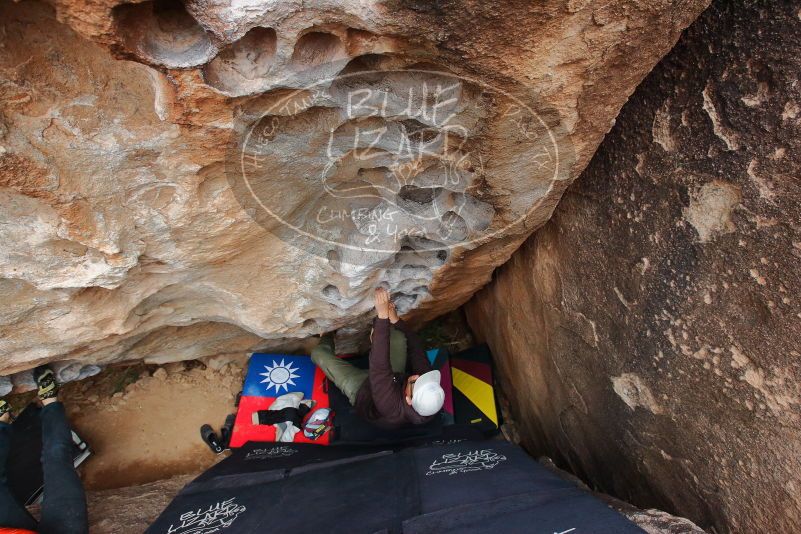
[0, 0, 708, 377]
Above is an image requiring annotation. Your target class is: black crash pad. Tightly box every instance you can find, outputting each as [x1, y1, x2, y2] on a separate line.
[147, 440, 645, 534]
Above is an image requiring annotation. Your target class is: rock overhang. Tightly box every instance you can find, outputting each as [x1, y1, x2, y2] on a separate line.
[0, 0, 711, 384]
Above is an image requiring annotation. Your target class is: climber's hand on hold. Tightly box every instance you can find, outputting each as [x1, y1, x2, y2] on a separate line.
[375, 287, 391, 320]
[388, 302, 400, 324]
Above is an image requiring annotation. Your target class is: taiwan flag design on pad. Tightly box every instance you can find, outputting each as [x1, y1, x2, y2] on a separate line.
[230, 354, 331, 448]
[243, 355, 316, 398]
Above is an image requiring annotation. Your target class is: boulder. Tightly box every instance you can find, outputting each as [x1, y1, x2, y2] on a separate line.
[466, 1, 801, 532]
[0, 0, 707, 377]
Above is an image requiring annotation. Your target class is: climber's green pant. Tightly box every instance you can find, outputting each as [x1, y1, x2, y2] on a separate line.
[311, 330, 408, 405]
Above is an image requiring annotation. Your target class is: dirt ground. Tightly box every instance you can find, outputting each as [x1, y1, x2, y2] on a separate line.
[61, 360, 244, 490]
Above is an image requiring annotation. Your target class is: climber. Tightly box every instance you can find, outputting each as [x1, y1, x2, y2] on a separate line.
[311, 287, 445, 428]
[0, 366, 88, 534]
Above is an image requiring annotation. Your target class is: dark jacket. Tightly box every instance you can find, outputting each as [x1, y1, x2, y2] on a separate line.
[354, 318, 434, 428]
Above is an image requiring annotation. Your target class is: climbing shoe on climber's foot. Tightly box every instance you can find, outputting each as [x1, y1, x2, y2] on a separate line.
[33, 365, 59, 401]
[0, 399, 11, 420]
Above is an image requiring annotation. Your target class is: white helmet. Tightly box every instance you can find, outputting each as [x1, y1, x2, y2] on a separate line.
[411, 370, 445, 417]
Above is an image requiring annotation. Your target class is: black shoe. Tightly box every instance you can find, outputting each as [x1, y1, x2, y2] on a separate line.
[33, 365, 59, 401]
[200, 424, 224, 454]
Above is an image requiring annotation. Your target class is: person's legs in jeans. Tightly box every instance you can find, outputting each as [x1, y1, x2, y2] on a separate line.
[0, 400, 38, 531]
[311, 335, 368, 405]
[38, 402, 88, 534]
[34, 366, 88, 534]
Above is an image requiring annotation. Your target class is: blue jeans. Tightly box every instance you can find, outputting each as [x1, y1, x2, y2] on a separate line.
[0, 402, 88, 533]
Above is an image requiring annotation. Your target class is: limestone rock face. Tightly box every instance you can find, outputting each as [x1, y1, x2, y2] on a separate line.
[0, 0, 707, 378]
[466, 2, 801, 532]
